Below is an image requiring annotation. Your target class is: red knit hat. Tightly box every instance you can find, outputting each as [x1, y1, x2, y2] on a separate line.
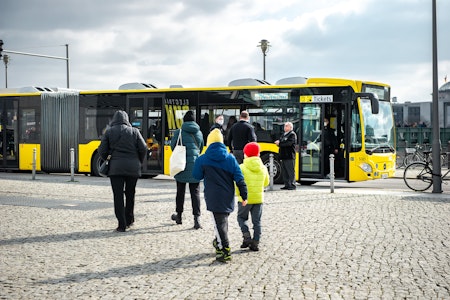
[243, 142, 260, 157]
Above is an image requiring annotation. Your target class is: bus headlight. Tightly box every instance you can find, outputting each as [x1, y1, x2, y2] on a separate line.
[359, 163, 373, 173]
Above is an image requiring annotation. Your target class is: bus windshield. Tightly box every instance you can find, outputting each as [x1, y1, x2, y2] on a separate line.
[361, 99, 395, 153]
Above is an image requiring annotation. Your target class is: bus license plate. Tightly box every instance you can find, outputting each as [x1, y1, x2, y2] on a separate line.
[381, 173, 388, 179]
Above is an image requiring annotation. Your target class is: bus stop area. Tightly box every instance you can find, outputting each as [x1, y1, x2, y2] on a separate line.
[1, 172, 449, 299]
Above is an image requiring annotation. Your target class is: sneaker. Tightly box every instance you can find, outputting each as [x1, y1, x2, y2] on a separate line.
[216, 247, 231, 262]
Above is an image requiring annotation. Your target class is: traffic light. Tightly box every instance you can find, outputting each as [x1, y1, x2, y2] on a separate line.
[0, 40, 3, 58]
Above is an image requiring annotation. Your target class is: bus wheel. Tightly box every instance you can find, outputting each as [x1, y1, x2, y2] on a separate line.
[261, 153, 282, 184]
[91, 152, 103, 177]
[299, 181, 317, 186]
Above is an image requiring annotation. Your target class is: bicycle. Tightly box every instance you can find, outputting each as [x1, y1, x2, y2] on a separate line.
[403, 150, 450, 191]
[403, 144, 448, 168]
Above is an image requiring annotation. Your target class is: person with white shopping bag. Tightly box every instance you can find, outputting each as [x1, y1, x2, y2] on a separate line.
[169, 111, 204, 229]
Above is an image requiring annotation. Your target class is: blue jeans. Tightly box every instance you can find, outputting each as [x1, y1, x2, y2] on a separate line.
[237, 202, 263, 241]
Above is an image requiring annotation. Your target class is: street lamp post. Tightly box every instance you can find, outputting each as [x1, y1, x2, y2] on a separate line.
[257, 39, 270, 80]
[2, 43, 70, 88]
[3, 54, 9, 88]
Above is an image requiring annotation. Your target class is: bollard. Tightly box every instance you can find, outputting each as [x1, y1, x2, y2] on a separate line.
[329, 154, 335, 193]
[269, 153, 274, 191]
[70, 148, 75, 182]
[32, 148, 37, 180]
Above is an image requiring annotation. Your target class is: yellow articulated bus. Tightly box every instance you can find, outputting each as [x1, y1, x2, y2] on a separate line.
[0, 77, 396, 184]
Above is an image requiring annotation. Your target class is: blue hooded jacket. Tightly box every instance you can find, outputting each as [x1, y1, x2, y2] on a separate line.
[193, 142, 247, 213]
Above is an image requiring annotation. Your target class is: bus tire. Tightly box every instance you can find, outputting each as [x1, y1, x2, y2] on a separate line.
[261, 153, 282, 184]
[299, 181, 317, 186]
[91, 152, 103, 177]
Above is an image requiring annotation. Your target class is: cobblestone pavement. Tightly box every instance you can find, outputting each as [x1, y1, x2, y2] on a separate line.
[0, 172, 449, 299]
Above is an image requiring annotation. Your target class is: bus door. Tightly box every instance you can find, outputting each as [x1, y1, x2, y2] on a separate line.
[0, 97, 19, 168]
[127, 95, 164, 174]
[299, 101, 347, 180]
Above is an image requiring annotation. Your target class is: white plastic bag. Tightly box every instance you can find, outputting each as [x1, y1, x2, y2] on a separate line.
[169, 130, 186, 177]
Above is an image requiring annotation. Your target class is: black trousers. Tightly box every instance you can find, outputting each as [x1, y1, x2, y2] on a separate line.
[232, 150, 244, 164]
[281, 158, 295, 188]
[110, 176, 138, 230]
[213, 212, 230, 249]
[175, 181, 201, 216]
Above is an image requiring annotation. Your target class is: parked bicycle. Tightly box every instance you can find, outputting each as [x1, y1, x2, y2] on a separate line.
[403, 144, 448, 167]
[403, 150, 450, 191]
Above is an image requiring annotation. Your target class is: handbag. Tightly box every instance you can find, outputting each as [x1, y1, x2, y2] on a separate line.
[99, 130, 123, 177]
[99, 154, 111, 177]
[169, 129, 186, 177]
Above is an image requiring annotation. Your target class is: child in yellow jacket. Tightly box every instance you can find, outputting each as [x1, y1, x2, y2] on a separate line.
[236, 142, 269, 251]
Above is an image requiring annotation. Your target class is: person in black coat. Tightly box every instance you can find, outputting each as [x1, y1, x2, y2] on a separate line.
[210, 114, 225, 136]
[275, 122, 297, 190]
[323, 117, 339, 177]
[227, 111, 257, 164]
[98, 110, 147, 232]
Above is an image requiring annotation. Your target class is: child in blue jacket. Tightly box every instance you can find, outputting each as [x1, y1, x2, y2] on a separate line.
[193, 129, 248, 263]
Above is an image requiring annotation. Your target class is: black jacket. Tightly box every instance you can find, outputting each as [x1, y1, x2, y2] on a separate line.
[227, 121, 257, 150]
[278, 130, 297, 160]
[98, 111, 147, 177]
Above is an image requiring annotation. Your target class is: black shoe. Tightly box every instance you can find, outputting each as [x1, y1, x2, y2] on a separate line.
[249, 240, 259, 251]
[240, 232, 252, 248]
[126, 221, 134, 228]
[171, 213, 182, 224]
[287, 187, 296, 190]
[194, 216, 202, 229]
[280, 186, 289, 190]
[115, 227, 126, 232]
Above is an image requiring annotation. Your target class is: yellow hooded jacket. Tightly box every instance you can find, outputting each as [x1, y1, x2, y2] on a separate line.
[236, 156, 269, 204]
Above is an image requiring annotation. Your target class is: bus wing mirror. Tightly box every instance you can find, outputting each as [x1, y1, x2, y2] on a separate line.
[353, 93, 379, 114]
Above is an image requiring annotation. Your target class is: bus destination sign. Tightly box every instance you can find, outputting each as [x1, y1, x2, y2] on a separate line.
[300, 95, 333, 103]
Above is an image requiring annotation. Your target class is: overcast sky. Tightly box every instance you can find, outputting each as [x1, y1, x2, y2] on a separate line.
[1, 0, 449, 102]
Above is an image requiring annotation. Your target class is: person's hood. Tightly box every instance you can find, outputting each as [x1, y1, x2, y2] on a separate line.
[205, 142, 228, 161]
[243, 156, 264, 173]
[181, 121, 201, 134]
[110, 110, 131, 126]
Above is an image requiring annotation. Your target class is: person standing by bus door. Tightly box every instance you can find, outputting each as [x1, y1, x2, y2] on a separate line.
[98, 110, 147, 232]
[227, 111, 257, 164]
[323, 117, 339, 178]
[275, 122, 297, 190]
[210, 114, 225, 135]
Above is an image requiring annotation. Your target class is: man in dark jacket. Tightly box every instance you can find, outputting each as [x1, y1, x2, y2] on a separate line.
[323, 117, 338, 177]
[227, 111, 257, 164]
[193, 129, 248, 263]
[275, 122, 297, 190]
[98, 110, 147, 232]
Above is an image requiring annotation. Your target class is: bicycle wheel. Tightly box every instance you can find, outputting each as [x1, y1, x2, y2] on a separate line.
[441, 154, 448, 169]
[396, 153, 404, 169]
[403, 162, 433, 191]
[404, 153, 420, 166]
